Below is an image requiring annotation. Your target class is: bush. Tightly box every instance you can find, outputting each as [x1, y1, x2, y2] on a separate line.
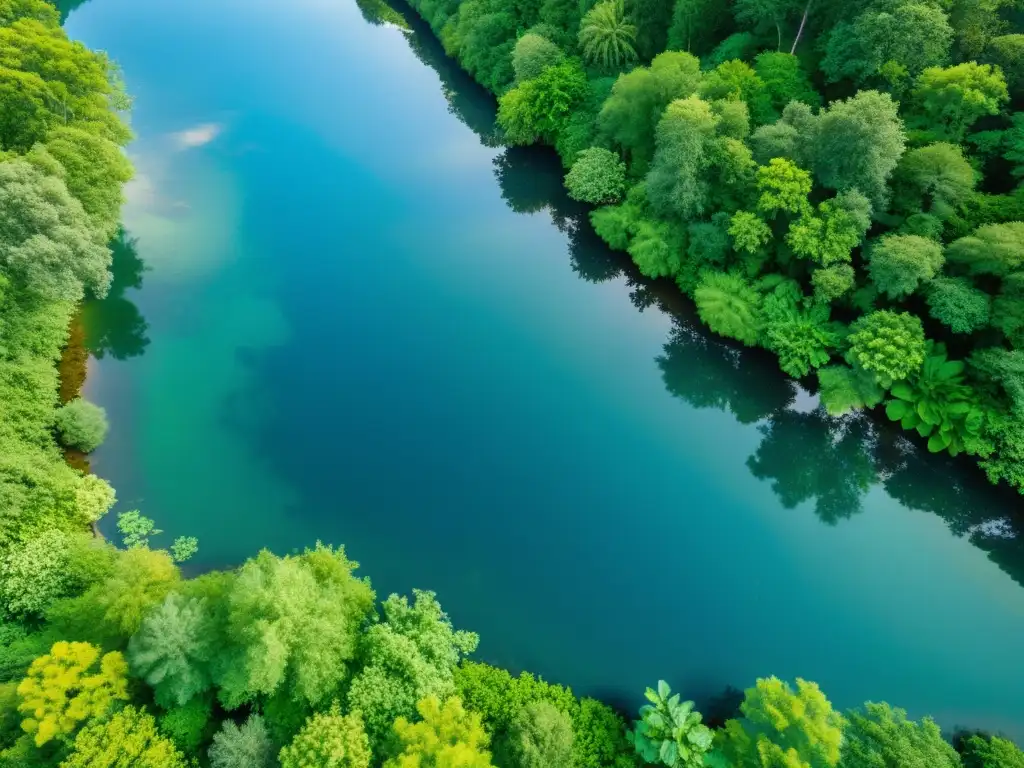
[54, 398, 109, 453]
[565, 148, 627, 204]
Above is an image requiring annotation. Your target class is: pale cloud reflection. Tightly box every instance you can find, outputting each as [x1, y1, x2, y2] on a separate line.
[172, 122, 223, 149]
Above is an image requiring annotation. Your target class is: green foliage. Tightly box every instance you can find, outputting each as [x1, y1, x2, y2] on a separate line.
[628, 220, 685, 278]
[17, 641, 129, 746]
[60, 706, 188, 768]
[729, 211, 771, 254]
[497, 61, 588, 145]
[128, 593, 215, 708]
[170, 537, 198, 563]
[946, 222, 1024, 277]
[699, 60, 773, 124]
[117, 509, 162, 549]
[627, 680, 712, 768]
[0, 529, 108, 618]
[454, 661, 578, 737]
[347, 590, 478, 750]
[891, 143, 975, 219]
[53, 398, 108, 453]
[885, 342, 991, 456]
[279, 704, 371, 768]
[710, 677, 844, 768]
[646, 96, 719, 221]
[511, 33, 563, 82]
[811, 265, 855, 303]
[926, 276, 991, 333]
[158, 695, 213, 754]
[578, 0, 636, 71]
[384, 696, 493, 768]
[666, 0, 729, 56]
[986, 35, 1024, 97]
[846, 311, 926, 387]
[756, 158, 811, 218]
[753, 53, 820, 112]
[504, 701, 574, 768]
[817, 365, 885, 416]
[838, 702, 959, 768]
[573, 698, 635, 768]
[867, 234, 945, 299]
[209, 715, 275, 768]
[564, 147, 626, 204]
[787, 190, 872, 267]
[961, 734, 1024, 768]
[911, 62, 1008, 141]
[763, 300, 840, 378]
[215, 544, 374, 710]
[695, 272, 763, 346]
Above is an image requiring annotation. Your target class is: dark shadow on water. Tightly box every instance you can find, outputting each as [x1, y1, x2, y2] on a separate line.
[82, 227, 151, 361]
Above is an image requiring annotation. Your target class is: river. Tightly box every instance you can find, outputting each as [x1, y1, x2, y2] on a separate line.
[65, 0, 1024, 737]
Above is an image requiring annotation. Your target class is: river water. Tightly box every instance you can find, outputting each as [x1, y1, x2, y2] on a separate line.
[66, 0, 1024, 736]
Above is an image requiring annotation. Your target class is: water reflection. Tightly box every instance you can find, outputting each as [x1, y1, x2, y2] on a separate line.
[378, 0, 1024, 588]
[82, 227, 150, 361]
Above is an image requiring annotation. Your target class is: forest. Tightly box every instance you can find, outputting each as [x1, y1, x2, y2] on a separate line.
[401, 0, 1024, 496]
[1, 0, 1024, 765]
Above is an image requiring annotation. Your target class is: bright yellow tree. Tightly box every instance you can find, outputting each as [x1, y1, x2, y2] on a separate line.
[384, 696, 494, 768]
[17, 641, 129, 746]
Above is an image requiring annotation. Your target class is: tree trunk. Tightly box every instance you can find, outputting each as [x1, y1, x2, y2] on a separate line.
[790, 0, 812, 54]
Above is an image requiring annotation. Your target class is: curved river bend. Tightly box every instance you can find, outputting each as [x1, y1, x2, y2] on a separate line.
[67, 0, 1024, 737]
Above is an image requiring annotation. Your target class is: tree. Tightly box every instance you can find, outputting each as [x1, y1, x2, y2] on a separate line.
[666, 0, 729, 56]
[128, 593, 215, 708]
[0, 66, 53, 151]
[710, 677, 844, 768]
[986, 35, 1024, 97]
[209, 715, 275, 768]
[0, 529, 80, 618]
[821, 1, 953, 85]
[911, 63, 1008, 141]
[574, 698, 635, 768]
[17, 641, 128, 746]
[946, 222, 1024, 277]
[811, 265, 855, 303]
[787, 190, 872, 267]
[384, 696, 494, 768]
[159, 695, 213, 755]
[811, 91, 905, 208]
[755, 157, 811, 218]
[511, 33, 563, 82]
[867, 234, 945, 299]
[598, 51, 703, 172]
[729, 211, 772, 254]
[60, 706, 188, 768]
[627, 680, 712, 768]
[279, 704, 371, 768]
[763, 299, 840, 378]
[646, 96, 718, 221]
[754, 52, 820, 112]
[926, 277, 990, 334]
[961, 734, 1024, 768]
[497, 61, 588, 145]
[578, 0, 637, 71]
[694, 272, 763, 346]
[891, 142, 975, 219]
[504, 701, 574, 768]
[699, 60, 774, 124]
[53, 398, 108, 452]
[0, 160, 110, 302]
[347, 590, 478, 750]
[846, 311, 926, 387]
[215, 545, 375, 710]
[838, 702, 959, 768]
[564, 148, 627, 204]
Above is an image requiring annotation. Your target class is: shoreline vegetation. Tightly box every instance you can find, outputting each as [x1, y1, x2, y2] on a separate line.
[0, 0, 1023, 766]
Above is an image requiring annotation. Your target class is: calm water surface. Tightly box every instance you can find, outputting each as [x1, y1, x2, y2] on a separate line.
[66, 0, 1024, 736]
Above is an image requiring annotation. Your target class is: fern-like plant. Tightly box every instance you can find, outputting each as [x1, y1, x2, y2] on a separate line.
[694, 271, 763, 346]
[627, 680, 713, 768]
[578, 0, 637, 71]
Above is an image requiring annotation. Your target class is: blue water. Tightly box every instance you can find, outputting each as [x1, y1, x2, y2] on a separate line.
[68, 0, 1024, 737]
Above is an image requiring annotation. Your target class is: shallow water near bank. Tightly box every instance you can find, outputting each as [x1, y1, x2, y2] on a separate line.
[68, 0, 1024, 736]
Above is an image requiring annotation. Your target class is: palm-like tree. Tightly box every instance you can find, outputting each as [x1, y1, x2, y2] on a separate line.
[577, 0, 638, 71]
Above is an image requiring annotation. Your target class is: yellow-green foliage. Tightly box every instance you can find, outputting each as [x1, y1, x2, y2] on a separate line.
[16, 641, 128, 746]
[60, 706, 189, 768]
[279, 704, 371, 768]
[385, 696, 494, 768]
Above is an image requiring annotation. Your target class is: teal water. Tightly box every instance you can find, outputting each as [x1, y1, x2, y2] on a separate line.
[67, 0, 1024, 736]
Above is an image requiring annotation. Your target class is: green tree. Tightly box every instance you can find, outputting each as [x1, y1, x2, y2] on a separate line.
[578, 0, 637, 71]
[497, 61, 588, 145]
[846, 311, 926, 387]
[347, 590, 478, 750]
[729, 210, 772, 254]
[986, 35, 1024, 97]
[867, 234, 945, 299]
[694, 272, 763, 346]
[598, 51, 703, 172]
[756, 157, 811, 218]
[511, 33, 563, 83]
[812, 91, 905, 208]
[504, 701, 574, 768]
[279, 705, 370, 768]
[128, 593, 215, 708]
[564, 147, 627, 204]
[961, 734, 1024, 768]
[811, 264, 856, 303]
[763, 299, 840, 378]
[699, 60, 774, 124]
[754, 52, 820, 112]
[0, 529, 94, 618]
[0, 160, 110, 303]
[646, 96, 718, 221]
[946, 222, 1024, 277]
[666, 0, 729, 55]
[209, 715, 274, 768]
[821, 1, 952, 85]
[817, 365, 884, 416]
[627, 680, 712, 768]
[384, 696, 494, 768]
[158, 695, 213, 754]
[787, 190, 872, 267]
[574, 698, 635, 768]
[53, 398, 108, 453]
[60, 706, 188, 768]
[710, 677, 844, 768]
[838, 702, 960, 768]
[911, 63, 1008, 141]
[926, 277, 990, 334]
[890, 142, 975, 219]
[17, 641, 128, 746]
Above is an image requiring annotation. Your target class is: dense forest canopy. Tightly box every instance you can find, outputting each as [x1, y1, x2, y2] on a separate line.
[0, 0, 1023, 765]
